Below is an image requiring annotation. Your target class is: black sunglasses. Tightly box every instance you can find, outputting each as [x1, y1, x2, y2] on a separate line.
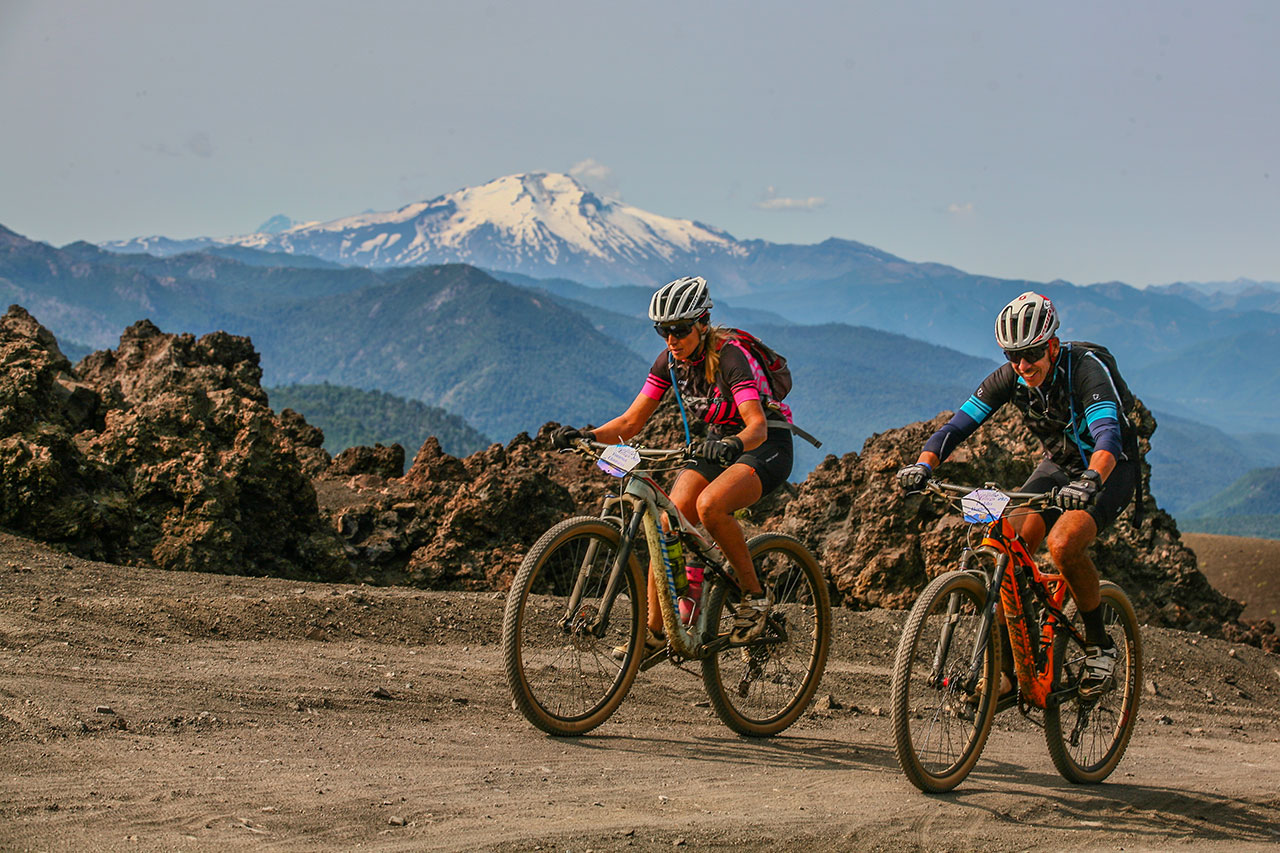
[1004, 343, 1050, 363]
[654, 320, 698, 339]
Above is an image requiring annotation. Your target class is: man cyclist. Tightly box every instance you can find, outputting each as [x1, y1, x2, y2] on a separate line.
[552, 276, 795, 654]
[896, 291, 1138, 700]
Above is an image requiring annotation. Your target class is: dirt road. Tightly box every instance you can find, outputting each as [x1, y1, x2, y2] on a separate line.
[2, 530, 1279, 852]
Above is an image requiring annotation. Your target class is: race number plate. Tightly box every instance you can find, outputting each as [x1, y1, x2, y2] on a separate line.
[597, 444, 641, 478]
[962, 488, 1011, 523]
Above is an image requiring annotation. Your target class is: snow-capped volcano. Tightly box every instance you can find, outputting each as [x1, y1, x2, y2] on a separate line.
[103, 171, 908, 293]
[108, 173, 744, 286]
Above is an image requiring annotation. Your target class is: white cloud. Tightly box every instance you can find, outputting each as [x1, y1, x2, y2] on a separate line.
[569, 159, 620, 198]
[755, 185, 826, 211]
[947, 202, 976, 216]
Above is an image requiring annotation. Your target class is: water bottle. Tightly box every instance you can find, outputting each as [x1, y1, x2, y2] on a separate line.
[658, 520, 687, 595]
[679, 560, 704, 625]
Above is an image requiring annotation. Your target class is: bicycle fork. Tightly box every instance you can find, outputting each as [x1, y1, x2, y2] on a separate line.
[559, 510, 646, 638]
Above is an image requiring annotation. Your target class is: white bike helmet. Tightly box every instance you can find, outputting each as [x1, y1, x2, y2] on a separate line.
[995, 291, 1059, 350]
[649, 276, 712, 323]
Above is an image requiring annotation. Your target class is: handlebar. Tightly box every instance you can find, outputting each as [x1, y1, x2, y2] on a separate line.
[570, 437, 689, 462]
[928, 480, 1054, 502]
[573, 438, 686, 458]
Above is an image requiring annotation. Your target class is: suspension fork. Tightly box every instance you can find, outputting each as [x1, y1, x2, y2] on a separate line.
[961, 551, 1009, 693]
[557, 509, 644, 637]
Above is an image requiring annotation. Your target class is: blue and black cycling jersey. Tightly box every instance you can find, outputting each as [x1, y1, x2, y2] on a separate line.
[923, 342, 1137, 475]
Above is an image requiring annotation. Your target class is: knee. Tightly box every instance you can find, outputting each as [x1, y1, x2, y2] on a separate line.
[673, 496, 699, 524]
[696, 492, 727, 523]
[1046, 531, 1086, 567]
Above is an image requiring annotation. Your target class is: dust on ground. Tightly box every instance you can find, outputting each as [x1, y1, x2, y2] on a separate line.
[2, 529, 1278, 852]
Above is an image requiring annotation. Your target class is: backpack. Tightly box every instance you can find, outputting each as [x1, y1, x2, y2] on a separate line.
[1066, 341, 1145, 525]
[1067, 341, 1135, 418]
[666, 328, 821, 447]
[723, 329, 792, 401]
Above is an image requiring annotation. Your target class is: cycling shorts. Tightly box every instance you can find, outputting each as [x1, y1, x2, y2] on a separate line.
[685, 426, 794, 497]
[1020, 457, 1138, 533]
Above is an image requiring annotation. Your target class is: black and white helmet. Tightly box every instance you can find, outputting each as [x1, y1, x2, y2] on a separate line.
[649, 276, 712, 323]
[994, 291, 1059, 350]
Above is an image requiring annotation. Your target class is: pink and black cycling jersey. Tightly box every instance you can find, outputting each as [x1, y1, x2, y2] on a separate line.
[641, 338, 792, 433]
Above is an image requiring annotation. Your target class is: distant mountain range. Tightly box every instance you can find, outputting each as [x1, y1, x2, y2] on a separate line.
[1178, 467, 1280, 539]
[95, 171, 1280, 435]
[100, 171, 984, 296]
[0, 224, 991, 465]
[6, 166, 1280, 534]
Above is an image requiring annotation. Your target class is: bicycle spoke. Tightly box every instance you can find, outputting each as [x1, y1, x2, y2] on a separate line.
[891, 571, 998, 793]
[503, 518, 645, 735]
[701, 535, 831, 737]
[1044, 582, 1142, 782]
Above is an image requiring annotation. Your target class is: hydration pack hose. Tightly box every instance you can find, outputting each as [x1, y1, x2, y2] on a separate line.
[668, 353, 692, 446]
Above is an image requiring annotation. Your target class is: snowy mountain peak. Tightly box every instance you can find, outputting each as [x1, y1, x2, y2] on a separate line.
[201, 172, 739, 284]
[99, 171, 895, 292]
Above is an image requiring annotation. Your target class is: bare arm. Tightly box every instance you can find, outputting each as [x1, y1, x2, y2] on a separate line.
[735, 398, 769, 451]
[1085, 449, 1117, 482]
[915, 450, 942, 469]
[589, 393, 662, 444]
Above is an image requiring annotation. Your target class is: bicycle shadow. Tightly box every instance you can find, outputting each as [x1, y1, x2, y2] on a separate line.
[942, 759, 1280, 845]
[559, 728, 902, 774]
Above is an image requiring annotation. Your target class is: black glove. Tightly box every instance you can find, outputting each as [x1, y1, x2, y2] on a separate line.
[693, 435, 744, 466]
[1056, 469, 1103, 511]
[551, 425, 590, 450]
[896, 462, 932, 491]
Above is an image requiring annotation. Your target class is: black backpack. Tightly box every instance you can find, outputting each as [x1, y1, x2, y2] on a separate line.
[1067, 341, 1145, 525]
[1067, 341, 1135, 418]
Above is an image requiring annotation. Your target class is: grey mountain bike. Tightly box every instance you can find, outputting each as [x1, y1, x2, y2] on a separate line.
[503, 439, 831, 737]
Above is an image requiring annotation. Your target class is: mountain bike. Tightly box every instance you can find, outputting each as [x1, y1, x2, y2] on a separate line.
[502, 438, 831, 737]
[890, 480, 1142, 793]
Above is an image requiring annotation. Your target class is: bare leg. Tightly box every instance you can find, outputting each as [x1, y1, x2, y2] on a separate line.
[1045, 510, 1101, 612]
[693, 464, 764, 597]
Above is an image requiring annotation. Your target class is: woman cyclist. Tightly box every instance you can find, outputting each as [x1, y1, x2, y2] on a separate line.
[552, 275, 795, 653]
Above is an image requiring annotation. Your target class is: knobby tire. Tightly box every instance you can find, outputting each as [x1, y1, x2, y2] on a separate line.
[1044, 581, 1142, 783]
[890, 570, 1001, 793]
[700, 533, 832, 737]
[502, 517, 646, 736]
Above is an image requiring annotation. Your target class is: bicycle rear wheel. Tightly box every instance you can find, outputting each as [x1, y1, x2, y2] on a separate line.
[700, 533, 831, 737]
[502, 517, 646, 736]
[1044, 580, 1142, 783]
[890, 570, 1000, 793]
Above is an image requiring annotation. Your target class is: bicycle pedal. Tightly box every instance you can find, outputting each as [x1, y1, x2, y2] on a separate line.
[637, 646, 670, 672]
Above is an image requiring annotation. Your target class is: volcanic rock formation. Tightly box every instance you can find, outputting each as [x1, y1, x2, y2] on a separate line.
[0, 305, 1262, 646]
[0, 306, 346, 578]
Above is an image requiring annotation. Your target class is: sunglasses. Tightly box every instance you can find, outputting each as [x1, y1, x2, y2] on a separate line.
[1003, 343, 1050, 363]
[654, 321, 698, 339]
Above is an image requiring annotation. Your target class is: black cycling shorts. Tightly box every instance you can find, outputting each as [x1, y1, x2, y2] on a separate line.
[1020, 457, 1138, 533]
[685, 426, 794, 497]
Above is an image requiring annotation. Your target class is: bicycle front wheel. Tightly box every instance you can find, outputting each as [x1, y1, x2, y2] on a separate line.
[1044, 580, 1142, 783]
[502, 517, 646, 736]
[700, 533, 832, 737]
[890, 570, 1000, 793]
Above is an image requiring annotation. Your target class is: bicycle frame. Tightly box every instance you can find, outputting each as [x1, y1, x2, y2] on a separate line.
[566, 441, 740, 661]
[939, 484, 1084, 711]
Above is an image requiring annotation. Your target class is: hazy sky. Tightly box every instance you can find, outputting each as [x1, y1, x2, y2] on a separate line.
[2, 0, 1276, 286]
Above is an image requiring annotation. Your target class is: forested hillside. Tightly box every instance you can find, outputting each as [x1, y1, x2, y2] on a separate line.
[265, 383, 490, 459]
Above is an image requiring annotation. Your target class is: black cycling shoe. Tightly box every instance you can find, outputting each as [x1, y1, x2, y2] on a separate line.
[1079, 640, 1118, 699]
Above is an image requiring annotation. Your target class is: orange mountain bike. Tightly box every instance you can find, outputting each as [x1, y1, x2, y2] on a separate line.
[890, 480, 1142, 793]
